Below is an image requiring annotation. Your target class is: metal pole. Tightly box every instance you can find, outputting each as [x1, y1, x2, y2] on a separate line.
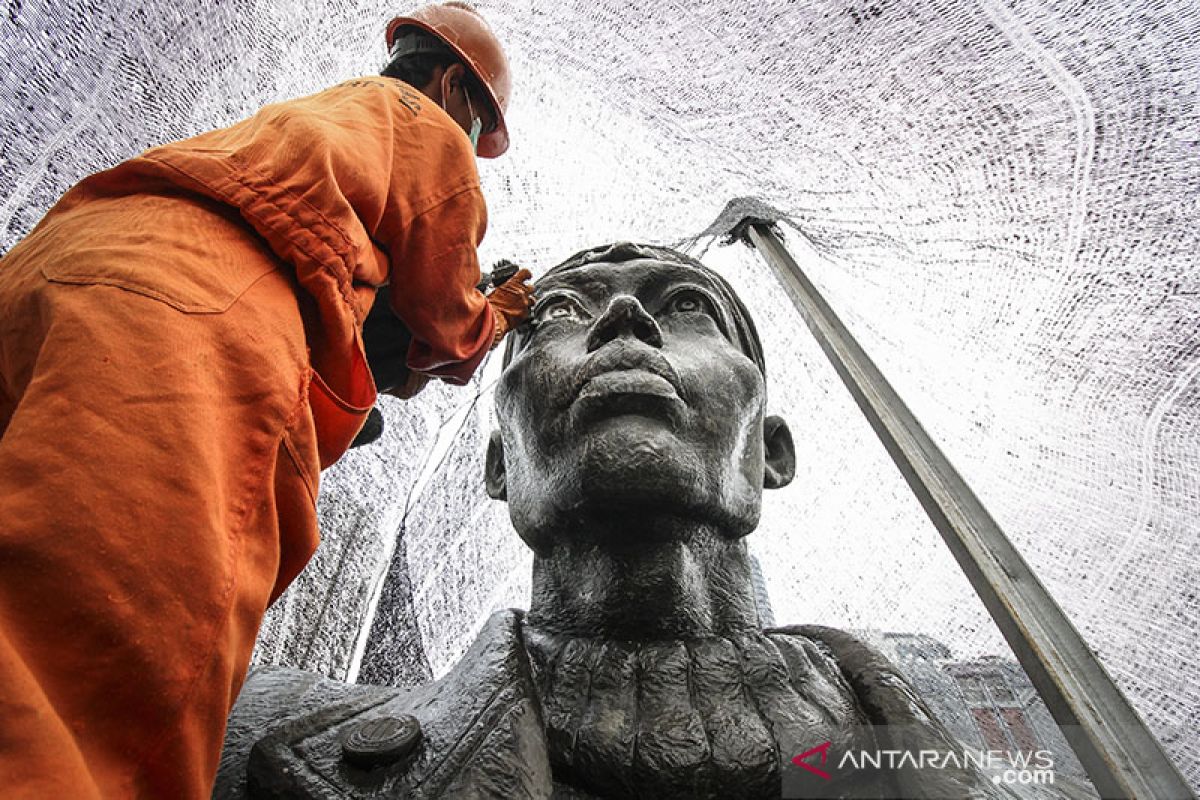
[742, 222, 1194, 800]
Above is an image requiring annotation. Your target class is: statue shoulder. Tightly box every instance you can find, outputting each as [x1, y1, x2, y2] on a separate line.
[767, 625, 1029, 799]
[217, 609, 551, 799]
[769, 624, 938, 726]
[216, 666, 385, 799]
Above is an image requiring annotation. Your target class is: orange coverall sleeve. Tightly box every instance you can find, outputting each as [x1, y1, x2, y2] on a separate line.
[145, 77, 496, 388]
[290, 80, 496, 384]
[387, 187, 494, 382]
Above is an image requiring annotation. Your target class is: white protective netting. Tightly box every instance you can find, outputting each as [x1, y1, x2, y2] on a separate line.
[2, 0, 1197, 790]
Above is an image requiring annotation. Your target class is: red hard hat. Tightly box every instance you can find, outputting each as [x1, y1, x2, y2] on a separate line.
[386, 3, 512, 158]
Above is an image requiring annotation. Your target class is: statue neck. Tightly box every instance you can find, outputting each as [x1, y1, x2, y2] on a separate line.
[526, 517, 761, 639]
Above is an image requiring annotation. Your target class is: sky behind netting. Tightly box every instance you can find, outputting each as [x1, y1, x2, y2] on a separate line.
[2, 0, 1197, 789]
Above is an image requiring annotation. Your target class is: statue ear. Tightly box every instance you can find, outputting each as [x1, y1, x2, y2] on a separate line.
[485, 430, 507, 500]
[762, 415, 795, 489]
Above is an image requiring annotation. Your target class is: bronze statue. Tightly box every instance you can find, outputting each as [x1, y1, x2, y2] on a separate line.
[216, 243, 1023, 799]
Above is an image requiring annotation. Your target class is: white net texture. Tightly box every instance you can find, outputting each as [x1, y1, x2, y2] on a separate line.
[1, 0, 1197, 790]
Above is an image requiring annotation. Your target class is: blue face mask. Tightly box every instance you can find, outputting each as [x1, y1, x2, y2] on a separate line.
[465, 91, 482, 153]
[446, 87, 482, 155]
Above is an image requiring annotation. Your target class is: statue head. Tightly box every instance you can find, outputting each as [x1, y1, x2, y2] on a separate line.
[486, 242, 795, 554]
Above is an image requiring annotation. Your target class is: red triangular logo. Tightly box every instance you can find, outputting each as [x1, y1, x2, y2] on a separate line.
[792, 741, 833, 780]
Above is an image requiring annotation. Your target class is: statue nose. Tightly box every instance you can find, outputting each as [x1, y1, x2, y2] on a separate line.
[586, 295, 664, 352]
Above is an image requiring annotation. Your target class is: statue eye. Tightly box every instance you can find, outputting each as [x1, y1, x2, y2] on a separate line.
[534, 296, 587, 324]
[666, 290, 714, 316]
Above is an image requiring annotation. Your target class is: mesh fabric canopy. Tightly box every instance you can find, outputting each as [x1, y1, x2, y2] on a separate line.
[2, 0, 1197, 790]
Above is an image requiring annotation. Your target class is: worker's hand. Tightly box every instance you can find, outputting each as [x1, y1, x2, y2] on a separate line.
[388, 369, 432, 400]
[350, 406, 386, 449]
[487, 268, 535, 348]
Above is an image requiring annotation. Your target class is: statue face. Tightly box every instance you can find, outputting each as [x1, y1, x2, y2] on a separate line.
[489, 257, 793, 551]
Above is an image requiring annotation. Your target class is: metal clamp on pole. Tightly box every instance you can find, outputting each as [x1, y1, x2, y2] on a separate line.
[738, 219, 1193, 800]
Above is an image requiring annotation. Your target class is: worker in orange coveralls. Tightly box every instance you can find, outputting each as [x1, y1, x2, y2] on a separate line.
[0, 3, 533, 797]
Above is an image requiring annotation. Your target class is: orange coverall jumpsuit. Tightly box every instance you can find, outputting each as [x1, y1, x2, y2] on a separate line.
[0, 77, 495, 798]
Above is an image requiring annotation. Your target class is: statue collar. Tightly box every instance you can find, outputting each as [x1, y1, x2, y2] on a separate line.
[237, 611, 996, 799]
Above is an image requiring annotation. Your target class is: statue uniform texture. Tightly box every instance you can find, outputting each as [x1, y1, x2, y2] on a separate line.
[219, 611, 1008, 799]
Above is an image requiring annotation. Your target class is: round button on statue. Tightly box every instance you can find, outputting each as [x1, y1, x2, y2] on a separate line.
[341, 715, 423, 769]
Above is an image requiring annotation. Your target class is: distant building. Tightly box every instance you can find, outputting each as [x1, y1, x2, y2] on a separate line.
[867, 631, 1089, 783]
[749, 576, 1088, 785]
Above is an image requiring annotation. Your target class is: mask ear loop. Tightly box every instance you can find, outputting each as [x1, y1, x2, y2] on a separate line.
[464, 88, 482, 153]
[441, 74, 482, 154]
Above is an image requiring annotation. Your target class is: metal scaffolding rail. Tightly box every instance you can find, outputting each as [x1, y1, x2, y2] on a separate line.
[738, 219, 1194, 800]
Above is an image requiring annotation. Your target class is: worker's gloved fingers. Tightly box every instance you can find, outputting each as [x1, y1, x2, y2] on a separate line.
[490, 274, 536, 327]
[509, 289, 535, 316]
[492, 268, 533, 298]
[489, 288, 533, 317]
[491, 310, 515, 349]
[487, 266, 537, 349]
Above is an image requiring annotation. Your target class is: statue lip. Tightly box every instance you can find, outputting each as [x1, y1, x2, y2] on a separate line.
[577, 370, 678, 400]
[571, 343, 686, 424]
[573, 343, 684, 401]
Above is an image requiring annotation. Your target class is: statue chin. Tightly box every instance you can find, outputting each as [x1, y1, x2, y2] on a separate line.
[575, 426, 705, 498]
[505, 429, 721, 545]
